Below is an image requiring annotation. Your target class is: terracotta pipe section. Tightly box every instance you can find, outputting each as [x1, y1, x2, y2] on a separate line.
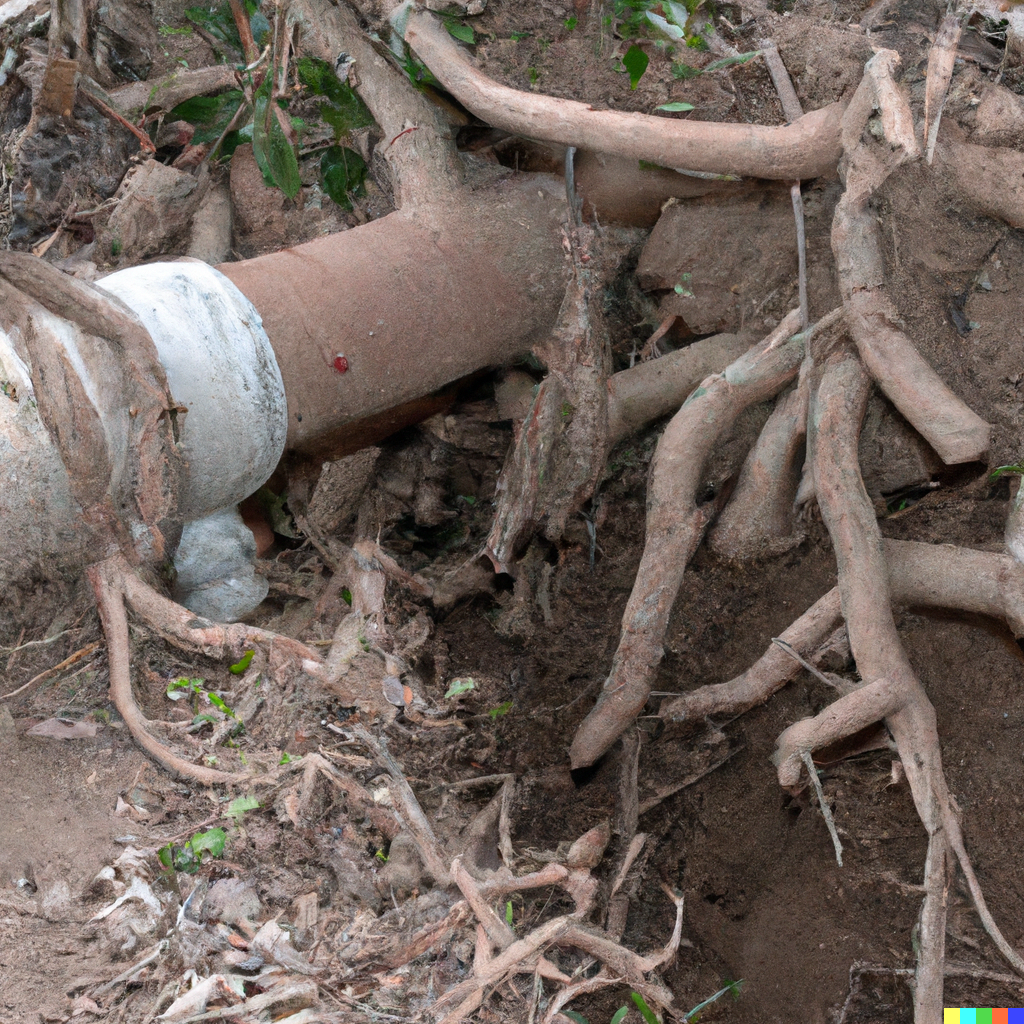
[219, 174, 569, 469]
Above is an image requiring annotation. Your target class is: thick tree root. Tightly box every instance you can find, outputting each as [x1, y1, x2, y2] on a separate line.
[706, 365, 809, 560]
[404, 10, 844, 182]
[660, 538, 1024, 724]
[810, 349, 1024, 1016]
[834, 53, 991, 465]
[570, 309, 807, 768]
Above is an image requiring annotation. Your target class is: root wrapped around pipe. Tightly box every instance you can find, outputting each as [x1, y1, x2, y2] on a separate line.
[569, 309, 805, 769]
[405, 11, 843, 182]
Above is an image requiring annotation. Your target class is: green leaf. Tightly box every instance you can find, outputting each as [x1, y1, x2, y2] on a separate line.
[488, 701, 513, 719]
[341, 588, 353, 606]
[297, 57, 374, 137]
[184, 2, 243, 51]
[169, 91, 245, 146]
[252, 76, 301, 199]
[207, 692, 236, 719]
[167, 677, 203, 699]
[320, 145, 368, 210]
[990, 464, 1024, 481]
[230, 650, 255, 674]
[157, 845, 174, 869]
[192, 713, 218, 724]
[684, 979, 744, 1019]
[189, 827, 227, 857]
[632, 991, 661, 1024]
[704, 50, 762, 72]
[623, 44, 649, 89]
[225, 795, 261, 821]
[444, 677, 475, 699]
[657, 101, 695, 112]
[672, 61, 701, 79]
[609, 1010, 629, 1024]
[278, 751, 299, 765]
[505, 900, 513, 925]
[562, 1013, 590, 1024]
[445, 19, 475, 43]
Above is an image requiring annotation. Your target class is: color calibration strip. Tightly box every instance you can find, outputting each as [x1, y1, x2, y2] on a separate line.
[944, 1011, 1024, 1023]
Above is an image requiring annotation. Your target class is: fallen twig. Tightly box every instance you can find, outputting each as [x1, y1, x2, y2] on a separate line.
[0, 641, 101, 701]
[348, 723, 451, 886]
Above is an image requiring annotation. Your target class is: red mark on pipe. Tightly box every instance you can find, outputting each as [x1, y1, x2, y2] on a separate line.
[389, 126, 420, 146]
[333, 354, 349, 374]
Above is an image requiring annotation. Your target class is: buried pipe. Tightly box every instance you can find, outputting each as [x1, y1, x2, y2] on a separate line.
[0, 173, 570, 617]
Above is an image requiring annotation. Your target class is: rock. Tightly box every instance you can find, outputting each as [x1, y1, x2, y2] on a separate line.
[974, 84, 1024, 149]
[636, 186, 799, 335]
[186, 175, 233, 264]
[97, 159, 207, 263]
[201, 877, 262, 932]
[173, 507, 268, 623]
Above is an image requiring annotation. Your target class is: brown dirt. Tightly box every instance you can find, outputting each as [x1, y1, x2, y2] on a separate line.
[2, 0, 1024, 1022]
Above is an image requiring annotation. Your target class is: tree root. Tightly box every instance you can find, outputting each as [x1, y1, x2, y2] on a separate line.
[86, 553, 328, 785]
[706, 363, 809, 560]
[405, 10, 844, 181]
[810, 347, 1023, 1016]
[834, 54, 991, 465]
[570, 308, 808, 768]
[88, 558, 247, 786]
[660, 537, 1024, 725]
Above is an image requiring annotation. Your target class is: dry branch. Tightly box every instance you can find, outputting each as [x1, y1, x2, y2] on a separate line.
[405, 10, 844, 181]
[570, 309, 806, 768]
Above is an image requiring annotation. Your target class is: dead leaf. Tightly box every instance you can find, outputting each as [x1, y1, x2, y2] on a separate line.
[26, 718, 100, 740]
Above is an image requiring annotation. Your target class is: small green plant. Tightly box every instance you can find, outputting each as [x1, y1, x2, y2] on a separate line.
[504, 899, 514, 925]
[631, 992, 660, 1024]
[109, 238, 123, 258]
[225, 795, 261, 822]
[158, 826, 227, 874]
[158, 23, 193, 35]
[166, 676, 238, 722]
[684, 978, 744, 1020]
[169, 8, 374, 207]
[991, 463, 1024, 481]
[621, 43, 649, 89]
[278, 751, 299, 765]
[444, 17, 475, 43]
[488, 701, 513, 719]
[674, 272, 694, 297]
[445, 677, 475, 698]
[564, 15, 578, 29]
[511, 30, 530, 41]
[528, 66, 540, 85]
[229, 649, 255, 674]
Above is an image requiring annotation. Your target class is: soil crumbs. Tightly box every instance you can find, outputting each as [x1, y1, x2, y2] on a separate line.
[3, 0, 1024, 1022]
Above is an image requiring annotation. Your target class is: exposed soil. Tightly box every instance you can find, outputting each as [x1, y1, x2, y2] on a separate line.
[2, 0, 1024, 1022]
